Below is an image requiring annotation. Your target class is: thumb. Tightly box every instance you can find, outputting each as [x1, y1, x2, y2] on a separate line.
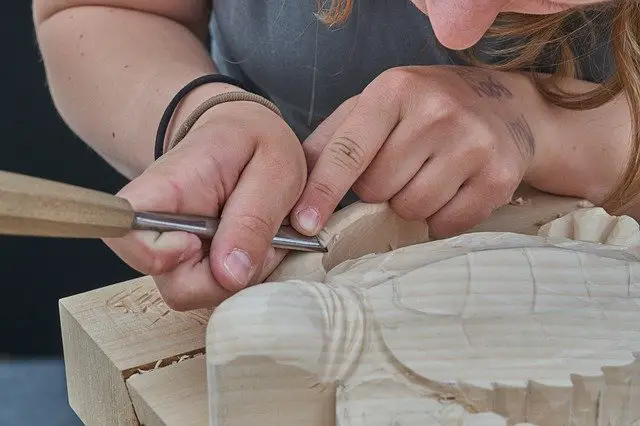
[103, 176, 204, 276]
[207, 144, 306, 292]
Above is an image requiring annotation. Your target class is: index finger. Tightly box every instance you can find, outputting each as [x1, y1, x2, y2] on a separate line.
[292, 96, 401, 235]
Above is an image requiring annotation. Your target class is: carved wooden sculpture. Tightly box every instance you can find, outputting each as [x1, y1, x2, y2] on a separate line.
[206, 206, 640, 426]
[59, 186, 639, 425]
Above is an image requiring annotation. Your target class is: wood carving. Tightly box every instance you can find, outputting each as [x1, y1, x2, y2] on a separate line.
[56, 186, 603, 425]
[206, 206, 640, 426]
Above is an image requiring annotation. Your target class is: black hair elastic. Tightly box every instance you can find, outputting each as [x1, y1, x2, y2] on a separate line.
[154, 74, 249, 160]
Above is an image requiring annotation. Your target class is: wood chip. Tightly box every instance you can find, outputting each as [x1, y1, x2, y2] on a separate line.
[509, 197, 530, 206]
[577, 200, 595, 208]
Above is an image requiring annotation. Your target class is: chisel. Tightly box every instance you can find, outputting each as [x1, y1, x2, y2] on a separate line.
[0, 170, 327, 252]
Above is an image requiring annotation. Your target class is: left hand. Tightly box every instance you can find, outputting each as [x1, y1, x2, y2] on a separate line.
[290, 65, 540, 238]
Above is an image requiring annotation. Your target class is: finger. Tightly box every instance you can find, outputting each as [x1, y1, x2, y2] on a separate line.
[153, 251, 233, 311]
[389, 154, 468, 221]
[293, 95, 402, 235]
[103, 230, 202, 277]
[151, 246, 288, 311]
[209, 131, 306, 292]
[303, 96, 359, 171]
[151, 246, 287, 312]
[426, 175, 509, 238]
[353, 117, 434, 203]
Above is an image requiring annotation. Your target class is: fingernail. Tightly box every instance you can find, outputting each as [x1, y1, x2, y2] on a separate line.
[297, 207, 320, 234]
[224, 249, 252, 289]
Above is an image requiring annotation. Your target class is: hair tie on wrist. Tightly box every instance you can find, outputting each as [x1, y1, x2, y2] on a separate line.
[154, 74, 251, 160]
[166, 91, 282, 153]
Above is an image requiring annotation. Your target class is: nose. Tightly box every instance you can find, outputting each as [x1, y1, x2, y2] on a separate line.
[421, 0, 505, 50]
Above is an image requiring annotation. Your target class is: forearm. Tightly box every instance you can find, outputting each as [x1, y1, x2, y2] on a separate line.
[34, 5, 234, 178]
[522, 76, 632, 209]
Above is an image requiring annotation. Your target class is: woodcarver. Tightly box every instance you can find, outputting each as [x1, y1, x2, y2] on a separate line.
[31, 0, 640, 424]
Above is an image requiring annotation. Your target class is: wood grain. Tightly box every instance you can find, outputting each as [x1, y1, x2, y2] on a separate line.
[127, 356, 208, 426]
[59, 276, 211, 425]
[206, 212, 640, 426]
[60, 186, 590, 425]
[0, 170, 134, 238]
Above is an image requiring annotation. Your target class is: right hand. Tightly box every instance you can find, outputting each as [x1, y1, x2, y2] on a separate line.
[104, 98, 307, 311]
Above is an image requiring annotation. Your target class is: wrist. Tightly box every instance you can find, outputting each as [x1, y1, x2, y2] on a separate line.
[154, 74, 253, 160]
[522, 94, 631, 205]
[164, 81, 246, 148]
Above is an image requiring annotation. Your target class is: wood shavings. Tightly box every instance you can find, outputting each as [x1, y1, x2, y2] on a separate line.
[509, 197, 530, 206]
[130, 352, 206, 376]
[578, 199, 595, 208]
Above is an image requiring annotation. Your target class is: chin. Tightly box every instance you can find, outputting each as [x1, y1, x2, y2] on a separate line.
[503, 0, 574, 14]
[409, 0, 429, 15]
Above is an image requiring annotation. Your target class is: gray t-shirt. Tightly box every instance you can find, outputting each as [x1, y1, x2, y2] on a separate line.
[209, 0, 614, 140]
[208, 0, 614, 205]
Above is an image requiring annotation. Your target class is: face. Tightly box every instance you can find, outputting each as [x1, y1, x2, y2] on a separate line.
[410, 0, 610, 50]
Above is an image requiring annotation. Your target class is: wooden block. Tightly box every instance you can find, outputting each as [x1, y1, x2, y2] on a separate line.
[60, 187, 591, 425]
[126, 356, 207, 426]
[59, 276, 211, 425]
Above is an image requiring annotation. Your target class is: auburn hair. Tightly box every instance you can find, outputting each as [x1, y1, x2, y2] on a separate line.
[316, 0, 640, 214]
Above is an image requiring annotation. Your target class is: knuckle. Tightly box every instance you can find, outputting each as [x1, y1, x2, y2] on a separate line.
[326, 134, 368, 172]
[491, 164, 519, 188]
[464, 119, 495, 156]
[309, 179, 344, 206]
[422, 91, 465, 124]
[233, 214, 276, 245]
[377, 68, 416, 95]
[487, 166, 519, 203]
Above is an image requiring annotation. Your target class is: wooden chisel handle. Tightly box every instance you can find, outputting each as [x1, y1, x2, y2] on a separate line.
[0, 170, 135, 238]
[0, 171, 328, 252]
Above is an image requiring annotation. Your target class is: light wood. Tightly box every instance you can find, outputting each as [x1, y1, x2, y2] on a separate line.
[59, 186, 591, 425]
[207, 208, 640, 426]
[59, 277, 211, 425]
[0, 170, 133, 238]
[126, 356, 208, 426]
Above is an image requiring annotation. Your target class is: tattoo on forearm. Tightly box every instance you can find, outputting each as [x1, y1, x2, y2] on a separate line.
[504, 114, 535, 158]
[453, 68, 513, 100]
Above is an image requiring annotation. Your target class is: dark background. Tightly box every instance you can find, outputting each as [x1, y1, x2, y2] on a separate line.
[2, 2, 138, 359]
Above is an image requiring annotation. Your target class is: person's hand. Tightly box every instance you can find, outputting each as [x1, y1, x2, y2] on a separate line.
[104, 98, 307, 311]
[291, 65, 542, 238]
